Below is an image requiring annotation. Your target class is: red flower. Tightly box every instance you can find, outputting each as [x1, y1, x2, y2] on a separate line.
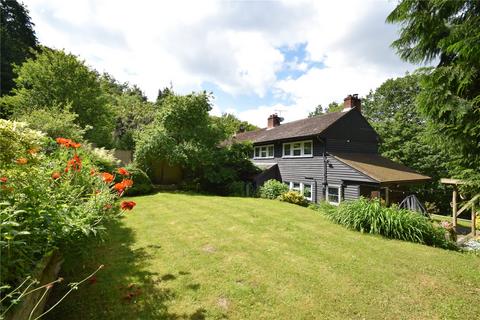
[118, 167, 130, 176]
[0, 177, 7, 183]
[90, 168, 96, 176]
[121, 201, 136, 210]
[101, 172, 114, 183]
[16, 158, 28, 164]
[56, 137, 70, 145]
[51, 172, 61, 180]
[70, 142, 81, 148]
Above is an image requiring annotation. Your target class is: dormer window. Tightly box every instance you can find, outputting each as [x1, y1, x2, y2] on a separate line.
[254, 144, 274, 159]
[282, 140, 313, 158]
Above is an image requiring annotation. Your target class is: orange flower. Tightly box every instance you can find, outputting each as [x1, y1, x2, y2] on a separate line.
[16, 158, 28, 164]
[122, 179, 133, 188]
[90, 168, 96, 176]
[56, 137, 81, 148]
[28, 147, 39, 155]
[117, 167, 130, 176]
[65, 154, 82, 172]
[121, 201, 136, 210]
[114, 182, 125, 193]
[51, 172, 61, 180]
[0, 177, 7, 183]
[101, 172, 114, 183]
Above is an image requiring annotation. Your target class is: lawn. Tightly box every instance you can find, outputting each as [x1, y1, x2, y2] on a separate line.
[46, 192, 480, 319]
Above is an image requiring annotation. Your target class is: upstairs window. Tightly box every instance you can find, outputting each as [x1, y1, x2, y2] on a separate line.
[282, 140, 313, 157]
[254, 144, 274, 159]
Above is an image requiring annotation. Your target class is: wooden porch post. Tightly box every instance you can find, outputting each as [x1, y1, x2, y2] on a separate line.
[472, 204, 477, 237]
[385, 187, 390, 206]
[452, 186, 458, 231]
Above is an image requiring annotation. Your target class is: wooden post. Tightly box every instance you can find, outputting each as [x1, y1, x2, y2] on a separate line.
[472, 203, 477, 237]
[452, 187, 458, 231]
[385, 187, 390, 206]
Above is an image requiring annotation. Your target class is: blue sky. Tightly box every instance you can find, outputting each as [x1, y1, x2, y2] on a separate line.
[24, 0, 417, 127]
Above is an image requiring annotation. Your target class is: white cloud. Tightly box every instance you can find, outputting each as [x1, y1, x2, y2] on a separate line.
[24, 0, 418, 127]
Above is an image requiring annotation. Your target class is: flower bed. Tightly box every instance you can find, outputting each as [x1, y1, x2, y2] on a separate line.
[0, 120, 136, 314]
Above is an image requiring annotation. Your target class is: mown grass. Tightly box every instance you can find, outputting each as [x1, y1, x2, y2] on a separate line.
[46, 192, 480, 319]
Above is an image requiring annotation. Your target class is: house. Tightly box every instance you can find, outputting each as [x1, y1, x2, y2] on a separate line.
[232, 94, 430, 205]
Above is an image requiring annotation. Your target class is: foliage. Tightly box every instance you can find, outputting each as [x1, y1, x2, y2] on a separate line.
[0, 119, 45, 163]
[83, 144, 120, 172]
[198, 142, 259, 194]
[0, 0, 38, 97]
[211, 113, 258, 139]
[0, 120, 135, 306]
[258, 179, 289, 199]
[100, 73, 157, 150]
[308, 101, 343, 117]
[387, 0, 480, 193]
[16, 104, 88, 141]
[323, 198, 455, 249]
[134, 92, 222, 174]
[278, 190, 308, 207]
[362, 73, 453, 211]
[3, 48, 114, 147]
[122, 164, 153, 196]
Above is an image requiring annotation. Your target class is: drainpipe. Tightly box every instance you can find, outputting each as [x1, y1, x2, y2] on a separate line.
[317, 136, 328, 200]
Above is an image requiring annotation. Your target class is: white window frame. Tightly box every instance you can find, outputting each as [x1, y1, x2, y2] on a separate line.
[284, 181, 313, 201]
[253, 144, 274, 159]
[282, 140, 313, 158]
[326, 185, 341, 205]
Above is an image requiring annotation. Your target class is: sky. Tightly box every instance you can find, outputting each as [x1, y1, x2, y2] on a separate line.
[23, 0, 417, 127]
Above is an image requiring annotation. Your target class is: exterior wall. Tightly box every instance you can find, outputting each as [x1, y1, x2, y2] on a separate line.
[322, 110, 379, 153]
[252, 137, 378, 203]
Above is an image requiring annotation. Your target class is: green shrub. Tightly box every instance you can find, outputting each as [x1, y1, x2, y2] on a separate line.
[323, 198, 455, 249]
[258, 179, 288, 199]
[16, 105, 88, 142]
[123, 164, 153, 196]
[278, 191, 308, 207]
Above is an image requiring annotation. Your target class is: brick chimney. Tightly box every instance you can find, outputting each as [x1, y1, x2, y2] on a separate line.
[267, 114, 282, 129]
[342, 94, 361, 112]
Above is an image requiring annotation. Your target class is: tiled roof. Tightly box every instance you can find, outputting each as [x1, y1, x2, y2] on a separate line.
[232, 110, 351, 144]
[331, 153, 431, 184]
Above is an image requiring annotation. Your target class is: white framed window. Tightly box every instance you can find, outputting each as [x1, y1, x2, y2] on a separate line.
[282, 140, 313, 158]
[254, 144, 274, 159]
[284, 181, 313, 201]
[326, 185, 341, 205]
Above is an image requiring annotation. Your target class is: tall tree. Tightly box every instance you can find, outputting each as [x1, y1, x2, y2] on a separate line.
[363, 73, 452, 210]
[0, 0, 38, 96]
[387, 0, 480, 191]
[211, 113, 258, 139]
[3, 48, 114, 146]
[308, 104, 323, 118]
[308, 102, 343, 118]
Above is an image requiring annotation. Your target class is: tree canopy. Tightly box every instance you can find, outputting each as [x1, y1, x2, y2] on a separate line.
[3, 48, 114, 146]
[211, 113, 258, 139]
[388, 0, 480, 191]
[0, 0, 38, 96]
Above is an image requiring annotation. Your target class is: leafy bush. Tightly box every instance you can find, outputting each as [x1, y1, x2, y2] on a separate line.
[0, 120, 137, 308]
[258, 179, 288, 199]
[278, 191, 308, 207]
[323, 198, 455, 249]
[122, 164, 153, 196]
[84, 144, 120, 172]
[16, 105, 88, 141]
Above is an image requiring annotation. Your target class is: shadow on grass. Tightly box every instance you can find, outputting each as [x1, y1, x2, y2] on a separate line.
[45, 219, 205, 320]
